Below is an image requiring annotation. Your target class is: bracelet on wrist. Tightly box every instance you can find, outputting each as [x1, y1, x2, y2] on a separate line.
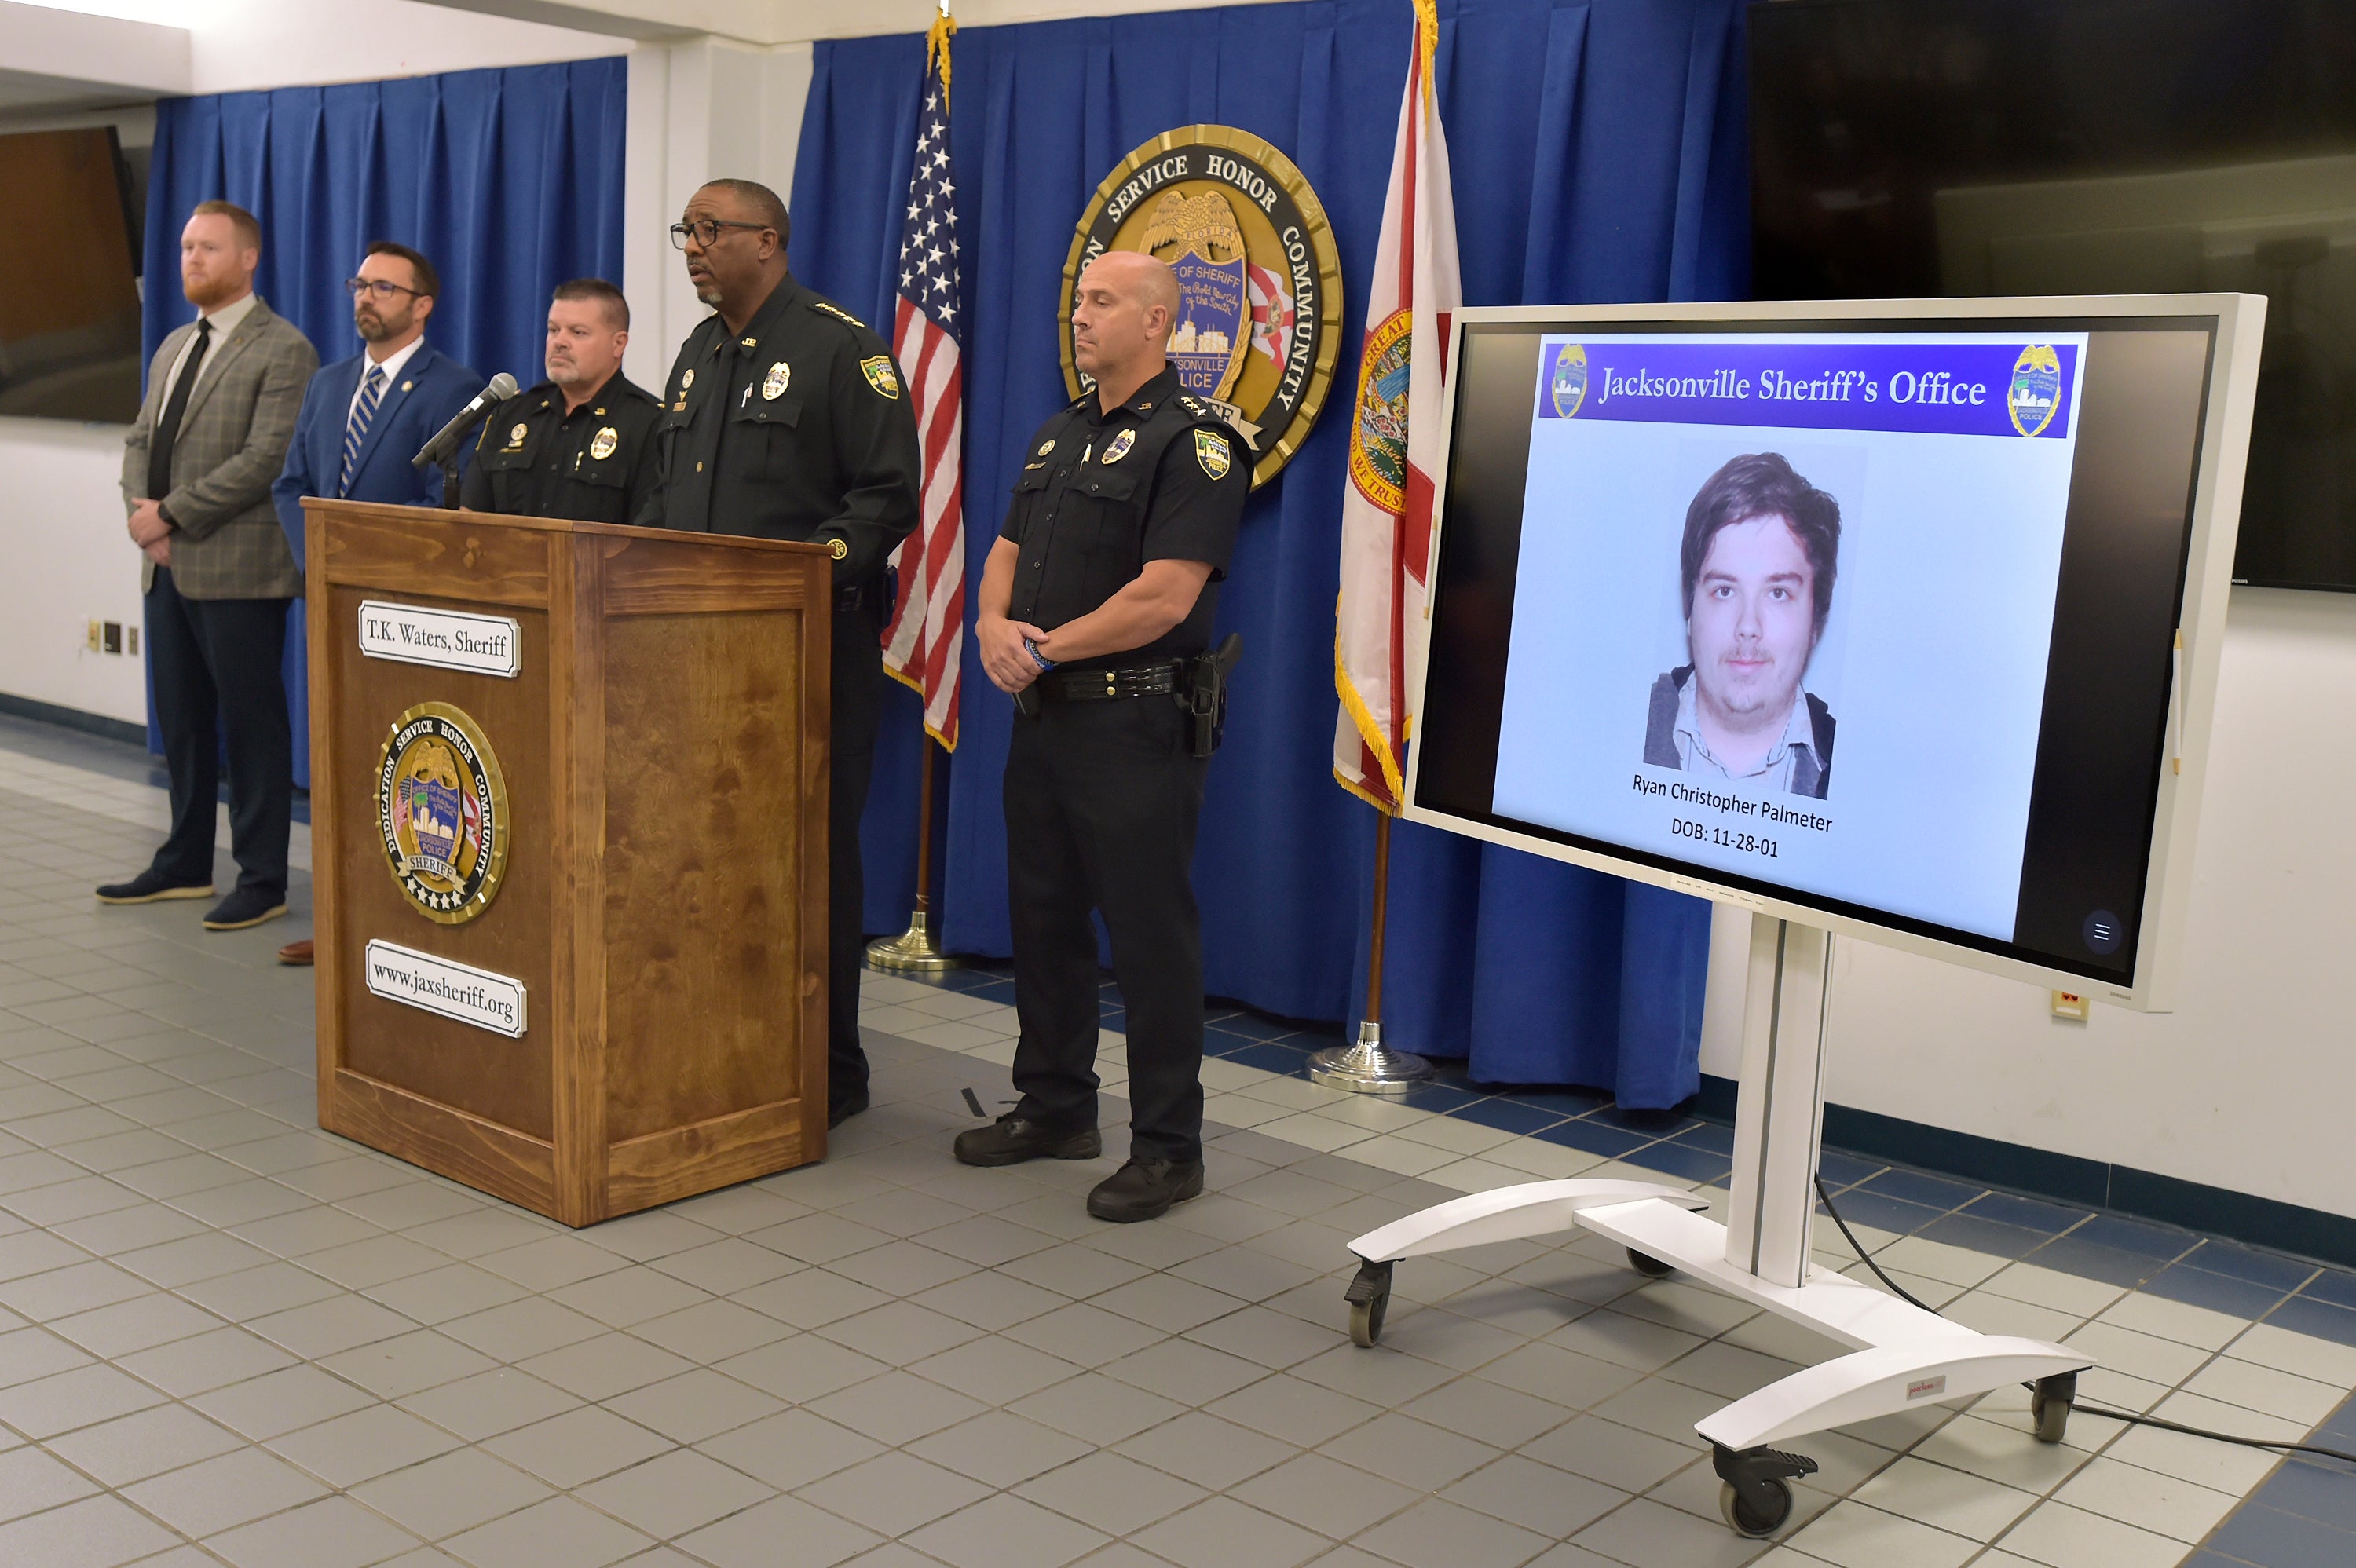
[1024, 638, 1057, 672]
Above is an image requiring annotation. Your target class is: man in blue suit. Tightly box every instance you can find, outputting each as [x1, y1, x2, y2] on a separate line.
[271, 240, 481, 963]
[273, 242, 481, 563]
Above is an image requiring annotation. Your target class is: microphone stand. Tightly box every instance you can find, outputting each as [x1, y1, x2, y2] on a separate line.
[440, 455, 462, 510]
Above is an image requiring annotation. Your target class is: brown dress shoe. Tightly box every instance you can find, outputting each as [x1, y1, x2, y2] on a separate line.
[278, 938, 314, 967]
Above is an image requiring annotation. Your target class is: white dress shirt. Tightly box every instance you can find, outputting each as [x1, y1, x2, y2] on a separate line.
[348, 336, 426, 426]
[159, 290, 260, 398]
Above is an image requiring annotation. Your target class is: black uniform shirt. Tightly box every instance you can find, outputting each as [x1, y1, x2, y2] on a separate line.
[639, 273, 921, 586]
[460, 373, 662, 526]
[1000, 366, 1249, 663]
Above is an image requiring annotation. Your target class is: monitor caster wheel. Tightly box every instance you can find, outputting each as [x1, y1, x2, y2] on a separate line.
[1345, 1259, 1393, 1347]
[1713, 1442, 1816, 1538]
[1628, 1248, 1674, 1278]
[2032, 1371, 2077, 1444]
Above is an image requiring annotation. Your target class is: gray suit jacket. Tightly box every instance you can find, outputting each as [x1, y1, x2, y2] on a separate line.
[121, 298, 317, 600]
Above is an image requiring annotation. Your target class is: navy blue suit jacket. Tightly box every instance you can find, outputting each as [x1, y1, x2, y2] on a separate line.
[272, 344, 482, 572]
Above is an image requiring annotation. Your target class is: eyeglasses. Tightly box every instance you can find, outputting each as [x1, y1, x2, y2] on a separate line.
[347, 277, 423, 301]
[669, 217, 770, 250]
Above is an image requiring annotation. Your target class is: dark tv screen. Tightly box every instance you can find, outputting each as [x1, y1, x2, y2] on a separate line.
[1750, 0, 2356, 591]
[0, 128, 142, 423]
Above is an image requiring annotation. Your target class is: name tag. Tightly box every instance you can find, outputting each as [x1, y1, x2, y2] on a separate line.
[363, 939, 527, 1037]
[359, 600, 521, 678]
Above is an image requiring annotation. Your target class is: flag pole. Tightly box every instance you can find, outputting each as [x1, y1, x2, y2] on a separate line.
[1309, 807, 1432, 1094]
[868, 0, 965, 975]
[868, 732, 961, 973]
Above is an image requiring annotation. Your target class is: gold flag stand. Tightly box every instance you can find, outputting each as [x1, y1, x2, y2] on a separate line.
[1308, 810, 1432, 1094]
[867, 737, 964, 973]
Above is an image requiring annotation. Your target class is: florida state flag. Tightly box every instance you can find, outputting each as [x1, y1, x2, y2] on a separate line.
[1333, 0, 1462, 813]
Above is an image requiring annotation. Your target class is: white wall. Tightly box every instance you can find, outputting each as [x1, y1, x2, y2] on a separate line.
[1701, 586, 2356, 1216]
[0, 418, 152, 726]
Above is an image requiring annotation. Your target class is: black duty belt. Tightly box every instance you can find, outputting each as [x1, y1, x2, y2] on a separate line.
[1038, 660, 1185, 703]
[835, 582, 874, 614]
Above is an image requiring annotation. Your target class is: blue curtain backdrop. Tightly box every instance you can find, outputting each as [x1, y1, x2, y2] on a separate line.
[799, 0, 1743, 1102]
[141, 58, 629, 785]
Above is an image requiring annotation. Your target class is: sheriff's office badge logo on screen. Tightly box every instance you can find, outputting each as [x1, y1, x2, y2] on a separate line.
[1064, 126, 1343, 488]
[2008, 345, 2063, 437]
[860, 356, 902, 399]
[1550, 342, 1590, 418]
[588, 426, 618, 461]
[375, 702, 510, 925]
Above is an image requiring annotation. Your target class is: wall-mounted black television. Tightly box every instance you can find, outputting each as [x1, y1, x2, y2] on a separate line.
[1750, 0, 2356, 592]
[0, 127, 143, 423]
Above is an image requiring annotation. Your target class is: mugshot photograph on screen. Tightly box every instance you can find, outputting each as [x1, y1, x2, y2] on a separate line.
[1414, 317, 2219, 986]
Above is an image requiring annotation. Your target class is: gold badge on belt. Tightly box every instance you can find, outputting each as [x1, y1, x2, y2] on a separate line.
[588, 426, 618, 461]
[375, 703, 510, 925]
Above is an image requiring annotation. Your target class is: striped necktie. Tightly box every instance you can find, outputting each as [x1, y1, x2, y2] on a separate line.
[339, 364, 388, 498]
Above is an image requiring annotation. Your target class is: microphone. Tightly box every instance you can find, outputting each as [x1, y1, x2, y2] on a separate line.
[412, 373, 520, 470]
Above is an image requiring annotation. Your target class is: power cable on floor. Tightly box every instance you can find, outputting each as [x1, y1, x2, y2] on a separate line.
[1811, 1174, 2356, 1468]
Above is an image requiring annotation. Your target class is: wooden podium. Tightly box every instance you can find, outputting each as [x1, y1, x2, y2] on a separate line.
[303, 500, 833, 1226]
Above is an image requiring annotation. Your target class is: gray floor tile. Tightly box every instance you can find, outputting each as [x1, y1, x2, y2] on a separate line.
[1440, 1452, 1627, 1538]
[1319, 1412, 1501, 1493]
[0, 1490, 181, 1568]
[266, 1402, 465, 1487]
[627, 1298, 796, 1362]
[907, 1333, 1083, 1405]
[514, 1331, 697, 1401]
[1129, 1494, 1327, 1568]
[1017, 1449, 1209, 1536]
[573, 1446, 774, 1538]
[437, 1298, 604, 1363]
[320, 1328, 499, 1398]
[350, 1446, 554, 1539]
[203, 1494, 426, 1568]
[192, 1363, 379, 1441]
[0, 1442, 100, 1521]
[1231, 1451, 1421, 1541]
[45, 1401, 246, 1486]
[481, 1405, 674, 1489]
[362, 1264, 532, 1328]
[673, 1493, 882, 1568]
[809, 1368, 988, 1445]
[0, 1359, 166, 1436]
[696, 1409, 887, 1491]
[1205, 1373, 1383, 1448]
[793, 1448, 990, 1535]
[397, 1369, 580, 1442]
[543, 1266, 711, 1329]
[117, 1324, 298, 1396]
[1348, 1496, 1552, 1568]
[902, 1491, 1111, 1568]
[437, 1494, 655, 1568]
[817, 1298, 985, 1365]
[713, 1334, 887, 1404]
[123, 1443, 330, 1537]
[604, 1366, 785, 1445]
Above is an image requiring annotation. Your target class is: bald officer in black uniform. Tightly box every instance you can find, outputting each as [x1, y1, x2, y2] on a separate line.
[639, 178, 921, 1128]
[958, 250, 1249, 1223]
[463, 279, 660, 524]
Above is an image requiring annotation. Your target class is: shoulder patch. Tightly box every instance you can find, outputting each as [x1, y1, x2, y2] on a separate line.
[859, 356, 902, 400]
[809, 299, 868, 330]
[1194, 429, 1232, 481]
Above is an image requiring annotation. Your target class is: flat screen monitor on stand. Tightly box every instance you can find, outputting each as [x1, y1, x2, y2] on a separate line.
[1340, 296, 2265, 1539]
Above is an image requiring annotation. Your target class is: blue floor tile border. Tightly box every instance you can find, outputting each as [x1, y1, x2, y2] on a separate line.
[0, 693, 147, 751]
[2194, 1384, 2356, 1567]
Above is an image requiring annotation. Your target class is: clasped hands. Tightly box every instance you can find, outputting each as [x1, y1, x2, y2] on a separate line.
[127, 500, 172, 565]
[978, 612, 1055, 694]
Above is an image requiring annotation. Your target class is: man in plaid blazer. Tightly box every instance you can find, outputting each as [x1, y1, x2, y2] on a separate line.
[100, 200, 317, 934]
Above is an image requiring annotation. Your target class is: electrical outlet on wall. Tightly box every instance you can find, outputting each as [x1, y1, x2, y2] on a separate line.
[2051, 990, 2089, 1022]
[127, 627, 138, 656]
[86, 620, 101, 652]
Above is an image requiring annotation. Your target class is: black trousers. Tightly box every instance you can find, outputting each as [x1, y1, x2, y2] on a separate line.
[145, 569, 293, 900]
[829, 608, 885, 1104]
[1004, 692, 1209, 1164]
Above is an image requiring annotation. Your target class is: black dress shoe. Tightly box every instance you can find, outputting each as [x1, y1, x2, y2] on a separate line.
[96, 871, 214, 905]
[953, 1114, 1102, 1168]
[1086, 1158, 1205, 1223]
[201, 888, 289, 931]
[828, 1089, 869, 1128]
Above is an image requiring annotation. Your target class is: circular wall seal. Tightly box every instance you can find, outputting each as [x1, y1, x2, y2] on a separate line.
[375, 701, 510, 925]
[1063, 126, 1344, 488]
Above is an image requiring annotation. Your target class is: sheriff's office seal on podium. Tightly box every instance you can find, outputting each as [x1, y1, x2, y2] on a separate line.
[1063, 126, 1343, 488]
[375, 702, 510, 925]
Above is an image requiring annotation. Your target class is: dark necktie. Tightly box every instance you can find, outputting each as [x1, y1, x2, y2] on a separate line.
[147, 317, 213, 503]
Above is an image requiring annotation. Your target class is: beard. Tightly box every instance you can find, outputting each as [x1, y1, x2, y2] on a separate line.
[355, 307, 401, 343]
[183, 270, 240, 310]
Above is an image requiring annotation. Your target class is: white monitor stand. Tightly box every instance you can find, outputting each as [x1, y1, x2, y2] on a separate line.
[1339, 915, 2094, 1538]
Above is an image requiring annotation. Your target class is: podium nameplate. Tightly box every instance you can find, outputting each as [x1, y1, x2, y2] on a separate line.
[360, 599, 522, 678]
[364, 939, 527, 1037]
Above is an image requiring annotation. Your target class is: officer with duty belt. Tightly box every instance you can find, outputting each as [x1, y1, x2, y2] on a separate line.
[462, 278, 660, 524]
[639, 178, 921, 1130]
[961, 250, 1247, 1223]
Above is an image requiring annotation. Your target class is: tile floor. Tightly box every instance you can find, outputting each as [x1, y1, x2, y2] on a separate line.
[0, 719, 2350, 1566]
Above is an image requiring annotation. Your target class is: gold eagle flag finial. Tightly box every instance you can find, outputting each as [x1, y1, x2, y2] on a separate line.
[1136, 188, 1246, 265]
[927, 2, 957, 111]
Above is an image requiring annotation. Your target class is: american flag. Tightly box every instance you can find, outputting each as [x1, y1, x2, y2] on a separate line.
[880, 16, 967, 750]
